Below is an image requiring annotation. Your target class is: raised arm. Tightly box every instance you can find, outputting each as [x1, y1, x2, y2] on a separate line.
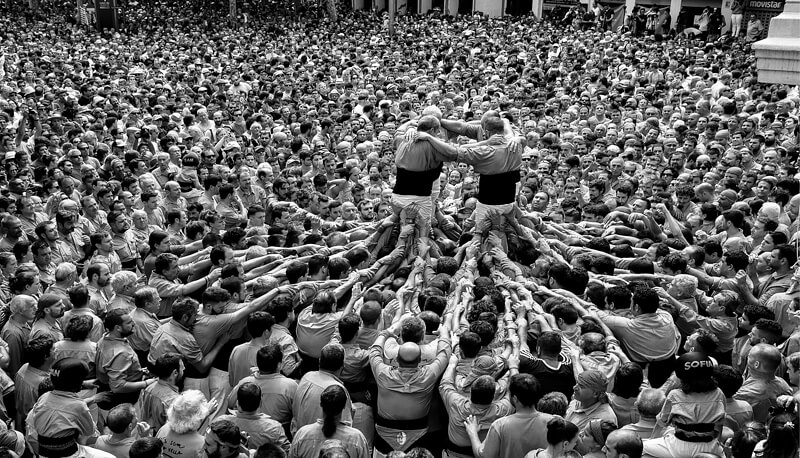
[440, 118, 481, 139]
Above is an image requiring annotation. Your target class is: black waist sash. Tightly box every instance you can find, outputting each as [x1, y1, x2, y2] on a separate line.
[376, 413, 428, 430]
[673, 422, 716, 443]
[393, 165, 442, 197]
[478, 170, 520, 205]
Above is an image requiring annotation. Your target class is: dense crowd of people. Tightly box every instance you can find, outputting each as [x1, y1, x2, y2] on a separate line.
[1, 1, 800, 457]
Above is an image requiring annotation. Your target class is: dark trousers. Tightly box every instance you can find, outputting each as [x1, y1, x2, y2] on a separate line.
[298, 352, 319, 377]
[634, 356, 676, 388]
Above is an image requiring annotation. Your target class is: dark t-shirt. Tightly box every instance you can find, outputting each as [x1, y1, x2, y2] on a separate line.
[519, 351, 576, 401]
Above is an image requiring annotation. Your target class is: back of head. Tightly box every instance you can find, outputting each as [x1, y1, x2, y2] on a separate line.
[509, 373, 542, 408]
[106, 403, 135, 434]
[537, 330, 562, 356]
[635, 388, 666, 418]
[545, 416, 579, 447]
[763, 412, 799, 458]
[470, 375, 497, 405]
[237, 382, 262, 413]
[319, 343, 345, 372]
[400, 316, 426, 344]
[397, 342, 422, 367]
[537, 391, 569, 417]
[483, 116, 505, 136]
[208, 419, 242, 453]
[730, 426, 764, 458]
[606, 429, 643, 458]
[129, 438, 164, 458]
[713, 365, 744, 398]
[320, 385, 348, 438]
[613, 362, 644, 398]
[167, 390, 209, 434]
[318, 439, 350, 458]
[749, 343, 782, 374]
[676, 352, 717, 393]
[633, 288, 659, 313]
[459, 331, 482, 358]
[256, 341, 283, 373]
[405, 449, 436, 458]
[50, 357, 88, 392]
[416, 115, 441, 133]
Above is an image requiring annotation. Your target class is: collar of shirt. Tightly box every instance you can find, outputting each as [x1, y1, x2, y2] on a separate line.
[150, 272, 178, 284]
[770, 271, 792, 282]
[635, 418, 657, 427]
[168, 319, 193, 334]
[8, 319, 31, 331]
[572, 400, 607, 415]
[253, 372, 283, 380]
[156, 380, 179, 393]
[234, 411, 270, 420]
[102, 334, 132, 346]
[27, 365, 50, 377]
[314, 418, 353, 427]
[51, 389, 81, 399]
[98, 436, 134, 446]
[131, 307, 159, 320]
[87, 284, 108, 299]
[317, 370, 345, 385]
[38, 318, 62, 331]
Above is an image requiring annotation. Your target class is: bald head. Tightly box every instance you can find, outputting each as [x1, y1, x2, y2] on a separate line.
[748, 343, 782, 375]
[397, 342, 421, 367]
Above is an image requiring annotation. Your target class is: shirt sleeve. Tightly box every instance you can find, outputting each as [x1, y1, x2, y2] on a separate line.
[481, 421, 502, 458]
[462, 123, 481, 140]
[209, 314, 239, 339]
[355, 430, 370, 458]
[457, 145, 494, 165]
[271, 421, 291, 453]
[439, 372, 462, 411]
[369, 343, 388, 379]
[106, 352, 136, 392]
[76, 401, 100, 440]
[426, 337, 452, 379]
[150, 278, 183, 298]
[596, 310, 632, 336]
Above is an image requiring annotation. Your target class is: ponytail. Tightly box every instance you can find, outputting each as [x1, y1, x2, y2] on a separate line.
[322, 413, 338, 438]
[319, 385, 347, 438]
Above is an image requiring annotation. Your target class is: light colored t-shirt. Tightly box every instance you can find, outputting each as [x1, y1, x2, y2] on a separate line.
[156, 424, 204, 458]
